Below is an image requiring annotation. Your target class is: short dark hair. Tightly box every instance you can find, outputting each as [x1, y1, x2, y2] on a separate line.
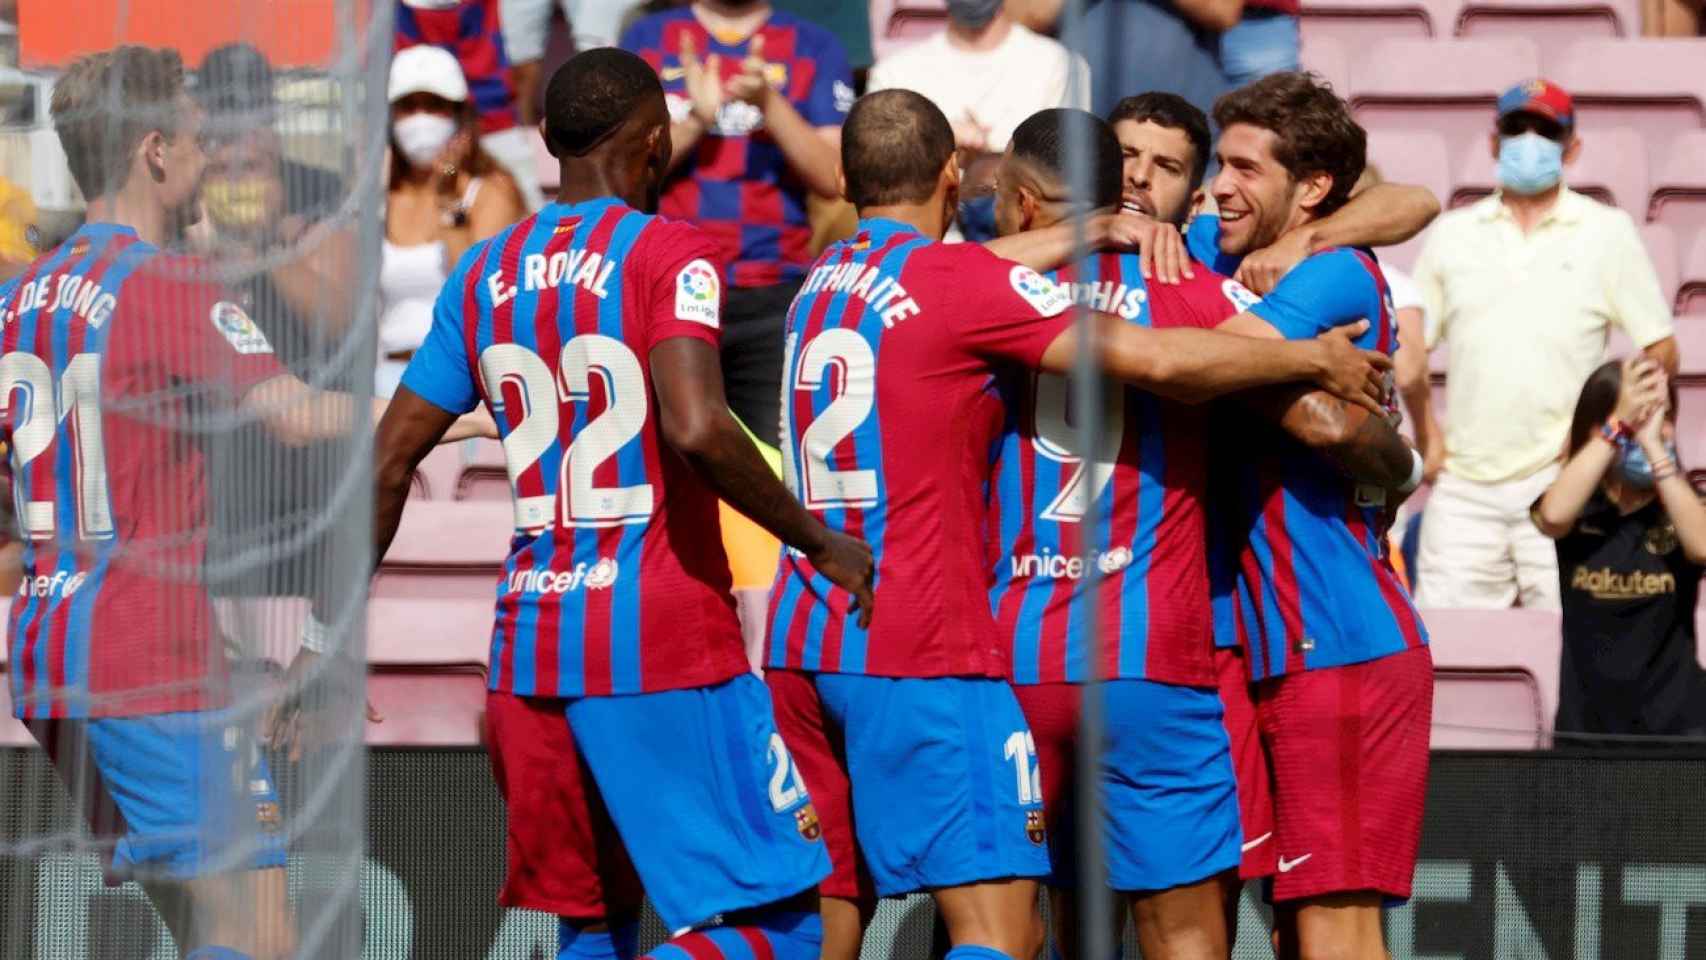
[198, 42, 274, 117]
[542, 47, 663, 156]
[51, 45, 188, 200]
[1107, 92, 1211, 187]
[841, 89, 956, 208]
[1212, 72, 1366, 216]
[1008, 108, 1123, 210]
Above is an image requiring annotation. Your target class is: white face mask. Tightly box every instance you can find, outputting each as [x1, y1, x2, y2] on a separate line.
[393, 113, 458, 169]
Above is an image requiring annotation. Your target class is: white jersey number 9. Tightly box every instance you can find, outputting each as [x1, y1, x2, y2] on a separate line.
[1030, 372, 1123, 524]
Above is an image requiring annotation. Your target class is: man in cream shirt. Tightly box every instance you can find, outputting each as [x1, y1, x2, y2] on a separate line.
[1407, 79, 1677, 609]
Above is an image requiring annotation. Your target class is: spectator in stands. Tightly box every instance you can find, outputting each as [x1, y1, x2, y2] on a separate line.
[1219, 0, 1298, 88]
[380, 45, 524, 397]
[398, 0, 545, 209]
[1643, 0, 1702, 35]
[0, 174, 36, 281]
[1409, 80, 1678, 610]
[1533, 357, 1706, 740]
[193, 43, 363, 595]
[1008, 0, 1238, 117]
[502, 0, 630, 123]
[620, 0, 851, 446]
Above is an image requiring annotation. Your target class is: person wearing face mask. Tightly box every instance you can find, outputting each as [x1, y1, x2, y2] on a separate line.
[1532, 357, 1706, 743]
[380, 44, 525, 397]
[1409, 80, 1679, 611]
[867, 0, 1088, 242]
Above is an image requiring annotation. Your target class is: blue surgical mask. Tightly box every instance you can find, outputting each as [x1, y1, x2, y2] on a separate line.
[1497, 132, 1564, 196]
[946, 0, 1004, 29]
[1616, 436, 1679, 491]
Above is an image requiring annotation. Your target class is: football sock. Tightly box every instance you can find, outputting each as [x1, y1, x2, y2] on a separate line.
[559, 917, 640, 960]
[642, 910, 823, 960]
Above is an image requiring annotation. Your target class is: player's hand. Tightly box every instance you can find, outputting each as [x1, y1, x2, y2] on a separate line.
[1091, 213, 1191, 284]
[265, 648, 382, 764]
[1311, 320, 1393, 416]
[724, 34, 772, 109]
[1234, 226, 1313, 295]
[680, 35, 725, 126]
[808, 529, 875, 629]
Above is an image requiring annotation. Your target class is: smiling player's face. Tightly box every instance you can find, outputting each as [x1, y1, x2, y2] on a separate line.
[1209, 123, 1297, 257]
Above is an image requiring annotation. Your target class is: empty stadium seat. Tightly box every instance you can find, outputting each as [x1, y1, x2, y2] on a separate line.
[882, 1, 947, 51]
[1454, 0, 1634, 63]
[411, 443, 464, 501]
[1605, 317, 1706, 376]
[1642, 223, 1682, 312]
[1550, 40, 1706, 159]
[365, 596, 493, 746]
[1450, 126, 1647, 214]
[1299, 33, 1351, 98]
[1366, 128, 1451, 270]
[1424, 607, 1562, 748]
[1300, 0, 1445, 49]
[1679, 383, 1706, 467]
[531, 125, 558, 194]
[454, 438, 510, 501]
[373, 499, 515, 599]
[1680, 231, 1706, 314]
[1647, 130, 1706, 251]
[1350, 38, 1541, 165]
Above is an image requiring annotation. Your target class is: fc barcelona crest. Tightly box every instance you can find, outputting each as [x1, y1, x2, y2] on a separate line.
[796, 803, 823, 841]
[1025, 810, 1047, 846]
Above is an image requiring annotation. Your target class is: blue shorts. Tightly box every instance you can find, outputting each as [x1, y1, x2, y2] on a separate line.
[1016, 679, 1242, 893]
[766, 671, 1050, 899]
[32, 711, 287, 881]
[486, 673, 830, 929]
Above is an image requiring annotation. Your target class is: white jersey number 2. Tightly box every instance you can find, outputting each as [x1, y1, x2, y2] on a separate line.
[0, 350, 113, 541]
[478, 334, 654, 533]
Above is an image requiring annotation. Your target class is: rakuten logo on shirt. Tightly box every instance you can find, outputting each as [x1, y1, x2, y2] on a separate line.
[505, 559, 619, 596]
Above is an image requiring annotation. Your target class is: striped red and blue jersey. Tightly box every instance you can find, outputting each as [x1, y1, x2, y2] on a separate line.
[401, 198, 749, 697]
[767, 218, 1074, 677]
[396, 0, 519, 135]
[622, 9, 853, 289]
[3, 223, 286, 719]
[991, 253, 1249, 687]
[1208, 247, 1429, 680]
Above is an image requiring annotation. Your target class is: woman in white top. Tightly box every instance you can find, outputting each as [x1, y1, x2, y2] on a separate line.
[379, 45, 524, 396]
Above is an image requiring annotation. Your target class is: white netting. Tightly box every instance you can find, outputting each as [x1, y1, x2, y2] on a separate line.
[0, 3, 388, 956]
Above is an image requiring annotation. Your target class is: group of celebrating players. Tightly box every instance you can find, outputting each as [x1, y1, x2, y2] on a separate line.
[7, 32, 1439, 960]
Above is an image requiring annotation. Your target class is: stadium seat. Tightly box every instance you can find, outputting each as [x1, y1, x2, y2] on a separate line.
[1454, 0, 1634, 63]
[1350, 38, 1541, 165]
[1605, 318, 1706, 376]
[1679, 383, 1706, 467]
[365, 596, 492, 746]
[1365, 128, 1451, 270]
[1424, 607, 1562, 748]
[1299, 34, 1351, 98]
[1641, 223, 1682, 312]
[1647, 130, 1706, 251]
[1450, 126, 1648, 214]
[1299, 0, 1445, 50]
[411, 443, 464, 501]
[454, 438, 510, 501]
[531, 125, 558, 194]
[372, 499, 515, 599]
[869, 0, 944, 59]
[1550, 40, 1706, 160]
[1680, 231, 1706, 314]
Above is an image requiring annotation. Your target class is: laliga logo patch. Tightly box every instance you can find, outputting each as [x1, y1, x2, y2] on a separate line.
[795, 803, 823, 841]
[1221, 278, 1261, 313]
[833, 79, 855, 114]
[1025, 810, 1047, 845]
[675, 259, 721, 328]
[210, 301, 273, 355]
[1010, 266, 1071, 317]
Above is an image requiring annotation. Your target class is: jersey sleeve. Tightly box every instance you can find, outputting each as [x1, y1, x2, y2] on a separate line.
[399, 248, 482, 415]
[1184, 215, 1243, 277]
[798, 27, 854, 126]
[1152, 269, 1260, 330]
[635, 220, 726, 353]
[1248, 248, 1383, 345]
[157, 278, 287, 399]
[944, 247, 1075, 366]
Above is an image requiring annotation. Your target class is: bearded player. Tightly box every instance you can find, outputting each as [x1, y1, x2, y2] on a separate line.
[986, 107, 1417, 960]
[762, 88, 1395, 960]
[5, 46, 490, 960]
[1189, 72, 1433, 960]
[327, 48, 874, 960]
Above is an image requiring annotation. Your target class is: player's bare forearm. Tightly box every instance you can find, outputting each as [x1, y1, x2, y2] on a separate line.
[1303, 182, 1440, 252]
[1042, 316, 1391, 410]
[1258, 388, 1415, 486]
[984, 221, 1090, 272]
[247, 375, 362, 447]
[371, 388, 460, 570]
